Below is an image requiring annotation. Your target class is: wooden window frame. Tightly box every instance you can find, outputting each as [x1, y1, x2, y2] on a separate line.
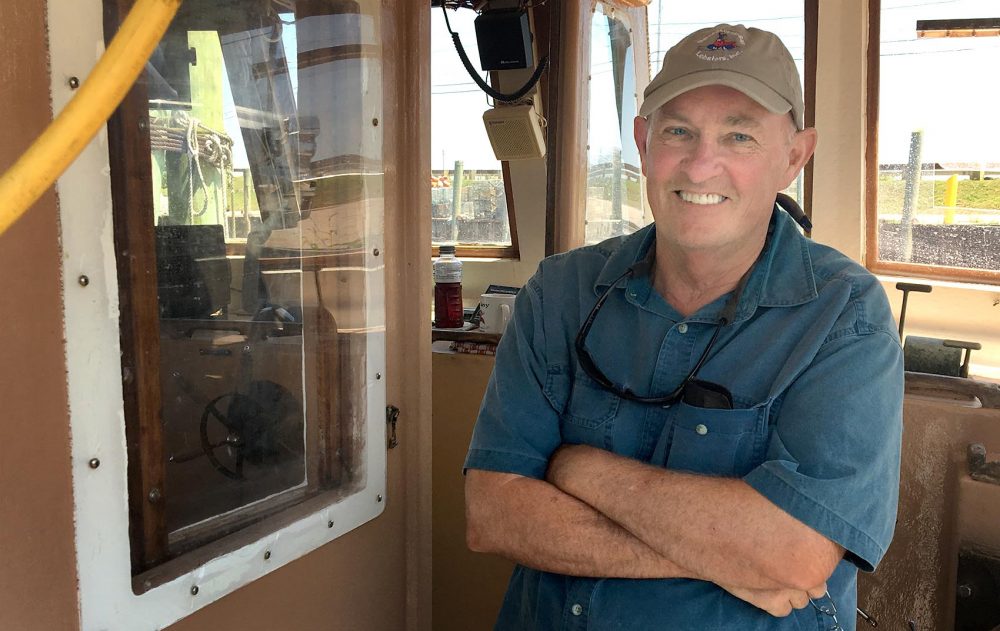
[430, 161, 521, 259]
[428, 1, 547, 261]
[865, 0, 1000, 284]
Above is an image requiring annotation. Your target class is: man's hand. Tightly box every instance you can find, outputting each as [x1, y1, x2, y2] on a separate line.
[717, 582, 828, 618]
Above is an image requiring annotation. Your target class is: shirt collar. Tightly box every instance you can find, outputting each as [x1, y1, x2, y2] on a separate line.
[591, 208, 819, 320]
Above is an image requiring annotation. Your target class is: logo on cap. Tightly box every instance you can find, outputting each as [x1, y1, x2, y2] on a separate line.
[695, 29, 744, 62]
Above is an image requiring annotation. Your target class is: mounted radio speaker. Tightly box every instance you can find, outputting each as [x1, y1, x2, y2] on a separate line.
[483, 103, 546, 160]
[474, 9, 533, 70]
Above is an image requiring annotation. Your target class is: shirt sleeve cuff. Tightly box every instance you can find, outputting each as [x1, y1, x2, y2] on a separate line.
[464, 448, 550, 480]
[743, 465, 886, 572]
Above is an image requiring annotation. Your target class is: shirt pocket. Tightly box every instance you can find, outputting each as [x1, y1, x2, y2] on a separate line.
[561, 373, 620, 430]
[665, 402, 766, 478]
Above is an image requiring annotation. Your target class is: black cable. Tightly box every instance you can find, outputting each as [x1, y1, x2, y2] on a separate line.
[441, 4, 548, 103]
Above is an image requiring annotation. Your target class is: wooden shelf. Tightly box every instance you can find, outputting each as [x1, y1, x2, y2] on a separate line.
[431, 328, 501, 345]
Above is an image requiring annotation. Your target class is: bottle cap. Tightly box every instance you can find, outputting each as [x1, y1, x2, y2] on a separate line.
[439, 244, 456, 255]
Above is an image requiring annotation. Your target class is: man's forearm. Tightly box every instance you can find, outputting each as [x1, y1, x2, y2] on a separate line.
[465, 469, 697, 579]
[547, 445, 843, 592]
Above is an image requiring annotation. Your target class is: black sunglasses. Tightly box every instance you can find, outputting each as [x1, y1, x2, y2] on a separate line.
[574, 264, 743, 407]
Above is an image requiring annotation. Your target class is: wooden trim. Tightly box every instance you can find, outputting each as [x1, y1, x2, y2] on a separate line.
[865, 0, 881, 270]
[104, 0, 169, 572]
[501, 161, 521, 259]
[802, 0, 818, 229]
[544, 0, 563, 257]
[869, 260, 1000, 285]
[383, 1, 434, 629]
[546, 0, 588, 254]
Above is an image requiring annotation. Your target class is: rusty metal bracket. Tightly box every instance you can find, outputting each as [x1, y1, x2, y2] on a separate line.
[968, 443, 1000, 485]
[386, 405, 399, 449]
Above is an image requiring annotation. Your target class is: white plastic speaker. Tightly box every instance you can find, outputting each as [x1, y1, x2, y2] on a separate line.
[482, 104, 546, 160]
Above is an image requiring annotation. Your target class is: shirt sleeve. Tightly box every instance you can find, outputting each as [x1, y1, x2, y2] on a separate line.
[464, 272, 564, 479]
[743, 328, 904, 572]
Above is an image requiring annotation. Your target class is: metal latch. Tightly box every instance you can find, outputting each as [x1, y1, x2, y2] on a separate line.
[968, 443, 1000, 485]
[386, 405, 399, 449]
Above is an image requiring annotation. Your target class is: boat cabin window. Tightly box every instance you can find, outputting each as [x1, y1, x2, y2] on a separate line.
[105, 0, 385, 586]
[430, 6, 519, 258]
[584, 3, 649, 244]
[867, 0, 1000, 284]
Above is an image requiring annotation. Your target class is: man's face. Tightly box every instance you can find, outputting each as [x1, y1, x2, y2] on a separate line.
[634, 85, 816, 259]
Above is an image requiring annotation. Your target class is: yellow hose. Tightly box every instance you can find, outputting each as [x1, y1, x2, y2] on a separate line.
[0, 0, 182, 237]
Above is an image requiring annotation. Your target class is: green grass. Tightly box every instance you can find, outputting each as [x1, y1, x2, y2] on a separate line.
[877, 175, 1000, 214]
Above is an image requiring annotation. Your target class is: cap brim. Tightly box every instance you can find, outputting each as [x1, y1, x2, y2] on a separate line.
[639, 69, 798, 127]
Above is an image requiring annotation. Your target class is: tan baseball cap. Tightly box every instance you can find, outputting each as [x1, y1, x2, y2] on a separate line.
[640, 24, 804, 130]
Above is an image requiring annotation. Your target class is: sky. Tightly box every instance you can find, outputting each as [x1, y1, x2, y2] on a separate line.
[215, 2, 1000, 172]
[431, 0, 1000, 170]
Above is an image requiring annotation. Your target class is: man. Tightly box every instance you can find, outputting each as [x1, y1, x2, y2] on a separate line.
[464, 23, 903, 631]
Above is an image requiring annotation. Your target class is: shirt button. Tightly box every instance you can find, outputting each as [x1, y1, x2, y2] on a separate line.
[571, 603, 584, 616]
[695, 424, 709, 435]
[677, 323, 688, 334]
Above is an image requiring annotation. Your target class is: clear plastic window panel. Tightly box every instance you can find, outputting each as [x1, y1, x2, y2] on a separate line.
[584, 4, 648, 245]
[876, 0, 1000, 272]
[144, 0, 383, 546]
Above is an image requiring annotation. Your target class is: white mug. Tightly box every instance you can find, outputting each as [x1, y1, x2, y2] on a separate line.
[478, 293, 516, 334]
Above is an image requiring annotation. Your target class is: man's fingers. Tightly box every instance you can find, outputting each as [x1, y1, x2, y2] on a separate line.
[788, 589, 810, 610]
[806, 583, 828, 600]
[718, 584, 813, 618]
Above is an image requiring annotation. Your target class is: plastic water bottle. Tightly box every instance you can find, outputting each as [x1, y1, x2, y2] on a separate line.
[434, 245, 464, 329]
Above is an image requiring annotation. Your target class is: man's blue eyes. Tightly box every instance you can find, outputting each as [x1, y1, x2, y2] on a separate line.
[662, 129, 753, 142]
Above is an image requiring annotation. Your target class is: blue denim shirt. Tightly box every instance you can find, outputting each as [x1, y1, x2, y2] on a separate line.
[465, 209, 904, 631]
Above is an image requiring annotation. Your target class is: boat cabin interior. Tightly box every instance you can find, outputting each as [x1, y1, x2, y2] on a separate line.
[1, 0, 1000, 629]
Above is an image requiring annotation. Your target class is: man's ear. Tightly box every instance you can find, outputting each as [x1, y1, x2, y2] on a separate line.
[782, 127, 818, 187]
[633, 116, 650, 176]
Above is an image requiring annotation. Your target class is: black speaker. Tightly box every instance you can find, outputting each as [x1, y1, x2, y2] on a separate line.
[474, 9, 533, 71]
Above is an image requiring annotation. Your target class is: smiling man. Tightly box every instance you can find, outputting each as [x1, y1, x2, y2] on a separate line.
[464, 24, 903, 631]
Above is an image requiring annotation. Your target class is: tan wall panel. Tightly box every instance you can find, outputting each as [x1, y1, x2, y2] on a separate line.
[432, 352, 513, 631]
[0, 3, 80, 631]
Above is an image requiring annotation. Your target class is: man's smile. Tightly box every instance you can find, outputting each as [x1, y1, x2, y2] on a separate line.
[675, 190, 729, 205]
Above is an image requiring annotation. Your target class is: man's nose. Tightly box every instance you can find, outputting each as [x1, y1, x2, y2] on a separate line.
[679, 139, 722, 183]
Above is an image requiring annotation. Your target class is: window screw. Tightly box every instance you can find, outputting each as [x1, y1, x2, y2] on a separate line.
[373, 248, 380, 257]
[148, 487, 162, 503]
[372, 117, 379, 127]
[264, 550, 271, 560]
[138, 118, 148, 131]
[142, 579, 152, 591]
[376, 372, 382, 380]
[377, 494, 383, 503]
[88, 458, 100, 469]
[122, 366, 134, 384]
[68, 76, 80, 89]
[78, 275, 90, 287]
[190, 585, 199, 596]
[327, 520, 334, 528]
